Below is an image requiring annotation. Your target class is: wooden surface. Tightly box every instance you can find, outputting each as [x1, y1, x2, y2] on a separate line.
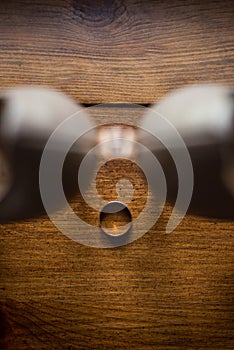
[0, 0, 234, 349]
[0, 0, 234, 104]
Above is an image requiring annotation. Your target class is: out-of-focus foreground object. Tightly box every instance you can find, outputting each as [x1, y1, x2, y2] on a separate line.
[141, 84, 234, 218]
[0, 86, 93, 221]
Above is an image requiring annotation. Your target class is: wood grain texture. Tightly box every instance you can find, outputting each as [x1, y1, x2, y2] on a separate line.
[0, 0, 233, 104]
[0, 1, 234, 349]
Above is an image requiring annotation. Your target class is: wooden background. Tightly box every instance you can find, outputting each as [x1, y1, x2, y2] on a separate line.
[0, 0, 234, 349]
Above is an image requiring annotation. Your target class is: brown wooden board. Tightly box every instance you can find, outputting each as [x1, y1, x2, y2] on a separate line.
[0, 1, 233, 349]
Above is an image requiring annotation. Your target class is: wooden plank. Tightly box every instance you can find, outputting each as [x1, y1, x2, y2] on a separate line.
[0, 0, 233, 104]
[0, 211, 234, 349]
[0, 106, 234, 349]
